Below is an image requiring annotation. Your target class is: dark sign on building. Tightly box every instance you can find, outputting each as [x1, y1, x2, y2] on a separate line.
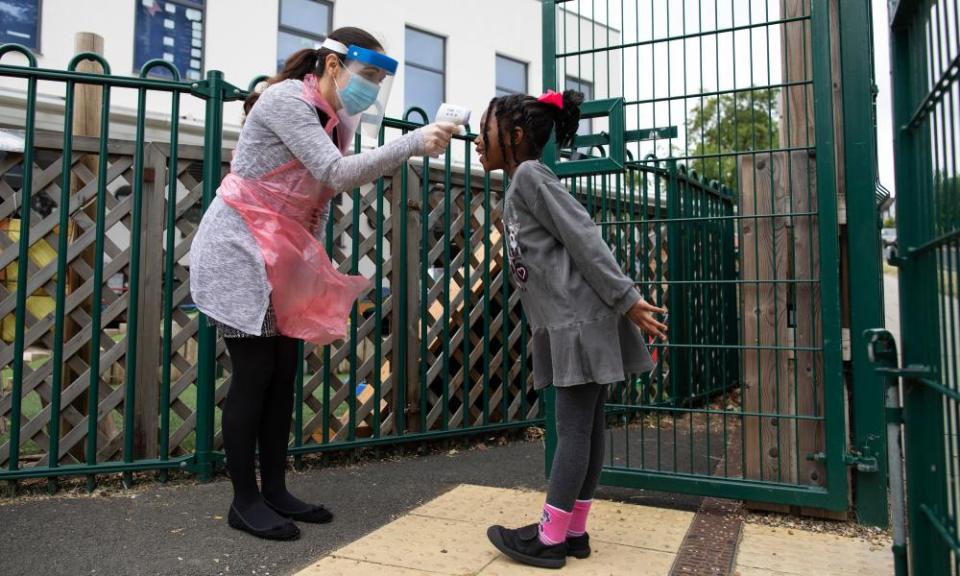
[0, 0, 41, 50]
[134, 0, 204, 80]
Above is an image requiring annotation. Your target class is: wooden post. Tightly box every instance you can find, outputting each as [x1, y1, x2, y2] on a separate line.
[132, 144, 165, 459]
[65, 32, 118, 458]
[779, 0, 815, 149]
[756, 0, 848, 516]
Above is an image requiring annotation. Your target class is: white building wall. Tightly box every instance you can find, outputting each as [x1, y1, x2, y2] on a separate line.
[0, 0, 554, 144]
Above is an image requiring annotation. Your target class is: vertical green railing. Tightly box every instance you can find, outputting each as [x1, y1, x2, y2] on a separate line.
[839, 0, 889, 527]
[886, 0, 960, 573]
[70, 52, 112, 493]
[156, 60, 182, 483]
[195, 70, 225, 482]
[1, 44, 37, 486]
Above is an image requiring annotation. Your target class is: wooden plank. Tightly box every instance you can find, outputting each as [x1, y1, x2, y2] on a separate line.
[740, 154, 760, 481]
[739, 153, 795, 483]
[401, 166, 422, 433]
[789, 150, 826, 487]
[829, 0, 845, 211]
[132, 144, 166, 459]
[799, 507, 848, 521]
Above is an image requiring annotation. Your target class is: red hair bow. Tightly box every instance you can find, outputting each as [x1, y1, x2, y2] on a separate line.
[537, 90, 564, 109]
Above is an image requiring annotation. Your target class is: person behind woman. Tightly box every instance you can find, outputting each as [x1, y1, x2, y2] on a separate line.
[190, 26, 456, 541]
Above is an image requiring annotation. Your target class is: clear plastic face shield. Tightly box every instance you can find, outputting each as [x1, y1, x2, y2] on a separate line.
[322, 39, 397, 139]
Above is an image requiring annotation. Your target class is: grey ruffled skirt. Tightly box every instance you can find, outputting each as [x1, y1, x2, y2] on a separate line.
[530, 314, 654, 389]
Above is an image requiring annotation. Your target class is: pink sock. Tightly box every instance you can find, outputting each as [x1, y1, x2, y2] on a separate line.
[538, 503, 573, 546]
[567, 499, 592, 537]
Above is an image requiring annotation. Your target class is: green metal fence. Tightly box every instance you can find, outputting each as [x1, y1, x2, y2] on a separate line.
[880, 0, 960, 573]
[0, 44, 540, 490]
[542, 0, 854, 511]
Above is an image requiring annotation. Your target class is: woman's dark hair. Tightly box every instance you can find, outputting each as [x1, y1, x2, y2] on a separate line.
[481, 90, 584, 166]
[244, 26, 383, 114]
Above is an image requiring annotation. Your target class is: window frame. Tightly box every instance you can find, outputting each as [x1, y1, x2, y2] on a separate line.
[132, 0, 208, 79]
[0, 0, 43, 53]
[404, 25, 446, 118]
[276, 0, 333, 72]
[495, 53, 528, 97]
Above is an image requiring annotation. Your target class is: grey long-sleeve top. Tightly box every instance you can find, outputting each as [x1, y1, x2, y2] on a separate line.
[503, 160, 653, 388]
[190, 79, 425, 334]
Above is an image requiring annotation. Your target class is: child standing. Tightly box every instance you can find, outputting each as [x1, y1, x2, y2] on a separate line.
[475, 90, 667, 569]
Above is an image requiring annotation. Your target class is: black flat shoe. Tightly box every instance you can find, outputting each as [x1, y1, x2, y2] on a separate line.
[486, 524, 567, 569]
[264, 499, 334, 524]
[228, 505, 300, 541]
[567, 532, 591, 559]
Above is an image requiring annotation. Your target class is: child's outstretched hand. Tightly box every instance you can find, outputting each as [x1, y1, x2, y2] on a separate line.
[627, 298, 668, 339]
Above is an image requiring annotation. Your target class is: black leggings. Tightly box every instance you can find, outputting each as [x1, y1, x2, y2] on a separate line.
[222, 336, 299, 509]
[546, 383, 606, 512]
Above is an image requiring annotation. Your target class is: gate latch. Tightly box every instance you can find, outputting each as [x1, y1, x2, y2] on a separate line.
[843, 451, 879, 472]
[807, 450, 879, 473]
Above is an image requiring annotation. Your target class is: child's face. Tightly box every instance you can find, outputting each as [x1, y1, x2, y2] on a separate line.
[475, 108, 506, 173]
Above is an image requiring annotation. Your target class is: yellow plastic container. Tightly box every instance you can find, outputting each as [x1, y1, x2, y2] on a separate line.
[1, 219, 60, 343]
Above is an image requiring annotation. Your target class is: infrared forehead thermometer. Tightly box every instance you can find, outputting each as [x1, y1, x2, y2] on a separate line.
[436, 103, 471, 134]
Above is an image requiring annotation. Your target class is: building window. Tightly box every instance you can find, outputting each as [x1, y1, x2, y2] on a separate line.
[277, 0, 332, 72]
[565, 76, 594, 138]
[495, 55, 527, 97]
[0, 0, 41, 51]
[405, 27, 445, 121]
[134, 0, 205, 80]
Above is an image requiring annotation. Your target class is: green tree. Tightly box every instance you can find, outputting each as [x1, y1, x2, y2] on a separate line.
[686, 88, 781, 193]
[935, 173, 959, 234]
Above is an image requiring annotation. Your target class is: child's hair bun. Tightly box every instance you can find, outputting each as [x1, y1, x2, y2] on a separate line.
[553, 90, 585, 148]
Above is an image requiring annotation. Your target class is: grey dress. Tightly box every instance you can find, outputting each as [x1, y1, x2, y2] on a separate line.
[503, 160, 654, 389]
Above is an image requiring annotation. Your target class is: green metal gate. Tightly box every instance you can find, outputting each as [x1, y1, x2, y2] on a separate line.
[541, 0, 854, 511]
[0, 44, 540, 490]
[877, 0, 960, 573]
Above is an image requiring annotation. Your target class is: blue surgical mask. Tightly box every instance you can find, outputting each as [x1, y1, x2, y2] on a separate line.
[336, 71, 380, 116]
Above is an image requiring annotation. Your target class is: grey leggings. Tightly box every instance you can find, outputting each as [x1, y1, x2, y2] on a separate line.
[546, 383, 606, 512]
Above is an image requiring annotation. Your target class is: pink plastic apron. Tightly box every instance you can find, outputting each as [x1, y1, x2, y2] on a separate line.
[217, 75, 368, 344]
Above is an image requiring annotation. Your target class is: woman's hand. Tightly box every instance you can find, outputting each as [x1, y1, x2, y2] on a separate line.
[421, 122, 458, 157]
[627, 298, 668, 339]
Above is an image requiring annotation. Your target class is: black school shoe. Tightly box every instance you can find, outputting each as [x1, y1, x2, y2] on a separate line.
[264, 499, 334, 524]
[567, 532, 591, 558]
[228, 505, 300, 541]
[486, 523, 568, 569]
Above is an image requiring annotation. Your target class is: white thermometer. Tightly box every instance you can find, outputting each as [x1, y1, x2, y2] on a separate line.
[436, 103, 471, 134]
